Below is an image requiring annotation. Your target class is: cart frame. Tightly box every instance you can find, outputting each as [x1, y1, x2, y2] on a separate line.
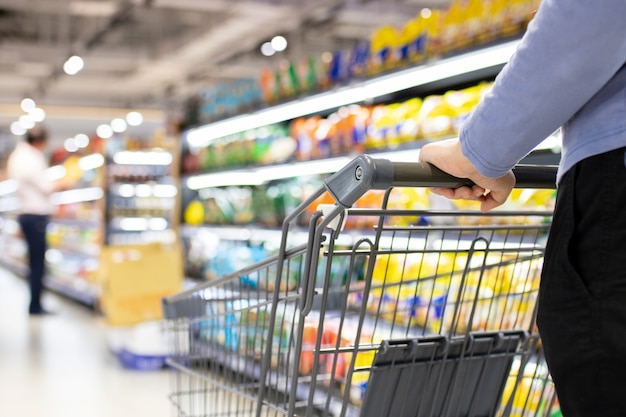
[164, 156, 559, 417]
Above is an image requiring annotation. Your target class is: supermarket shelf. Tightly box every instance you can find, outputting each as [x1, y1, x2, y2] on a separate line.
[0, 255, 98, 306]
[47, 243, 100, 258]
[186, 39, 521, 149]
[49, 217, 102, 229]
[44, 276, 99, 306]
[184, 144, 428, 190]
[183, 134, 561, 190]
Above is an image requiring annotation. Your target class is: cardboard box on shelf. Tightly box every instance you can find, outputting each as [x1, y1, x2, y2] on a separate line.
[99, 242, 183, 326]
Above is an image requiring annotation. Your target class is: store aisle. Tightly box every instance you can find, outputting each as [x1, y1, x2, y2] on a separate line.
[0, 267, 171, 417]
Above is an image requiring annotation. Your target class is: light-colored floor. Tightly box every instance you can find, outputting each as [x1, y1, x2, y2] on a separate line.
[0, 267, 171, 417]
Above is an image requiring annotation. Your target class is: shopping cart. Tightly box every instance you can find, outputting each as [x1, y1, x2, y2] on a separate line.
[163, 155, 560, 417]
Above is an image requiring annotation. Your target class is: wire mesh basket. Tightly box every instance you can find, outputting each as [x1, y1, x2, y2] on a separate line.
[164, 156, 560, 417]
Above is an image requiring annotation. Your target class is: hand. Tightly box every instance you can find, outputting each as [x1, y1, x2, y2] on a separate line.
[418, 138, 515, 212]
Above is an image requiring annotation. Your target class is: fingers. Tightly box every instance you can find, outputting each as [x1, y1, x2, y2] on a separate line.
[431, 185, 487, 201]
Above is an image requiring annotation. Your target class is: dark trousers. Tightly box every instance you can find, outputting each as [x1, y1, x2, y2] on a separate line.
[537, 147, 626, 416]
[18, 214, 49, 314]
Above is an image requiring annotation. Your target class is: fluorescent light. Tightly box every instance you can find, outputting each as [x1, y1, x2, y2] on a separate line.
[186, 156, 351, 190]
[261, 42, 275, 57]
[75, 134, 90, 148]
[111, 118, 127, 133]
[148, 217, 168, 231]
[126, 111, 143, 126]
[257, 157, 351, 182]
[187, 170, 266, 190]
[135, 184, 152, 197]
[63, 55, 84, 75]
[271, 35, 287, 52]
[113, 151, 173, 165]
[0, 179, 18, 196]
[45, 165, 67, 181]
[116, 217, 168, 232]
[20, 98, 36, 112]
[64, 138, 79, 152]
[119, 217, 149, 231]
[78, 153, 105, 171]
[362, 41, 517, 99]
[51, 187, 103, 205]
[152, 184, 177, 198]
[0, 197, 20, 212]
[19, 114, 35, 129]
[10, 122, 26, 136]
[29, 107, 46, 122]
[96, 124, 113, 139]
[187, 40, 520, 148]
[117, 184, 135, 197]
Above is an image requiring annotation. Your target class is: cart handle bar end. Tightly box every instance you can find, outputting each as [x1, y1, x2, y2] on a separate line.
[323, 154, 557, 208]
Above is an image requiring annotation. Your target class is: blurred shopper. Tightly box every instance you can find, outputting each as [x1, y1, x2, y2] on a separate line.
[418, 1, 626, 416]
[7, 126, 72, 315]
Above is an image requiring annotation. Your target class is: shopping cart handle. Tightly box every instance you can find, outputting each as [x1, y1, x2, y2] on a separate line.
[324, 155, 557, 208]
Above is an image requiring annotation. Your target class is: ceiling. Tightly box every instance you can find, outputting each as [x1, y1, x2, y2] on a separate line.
[0, 0, 452, 148]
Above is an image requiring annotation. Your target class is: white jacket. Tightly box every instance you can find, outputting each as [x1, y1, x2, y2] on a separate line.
[7, 142, 54, 215]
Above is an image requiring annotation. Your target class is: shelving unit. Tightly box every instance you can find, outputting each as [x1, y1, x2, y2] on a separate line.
[0, 141, 181, 306]
[105, 148, 179, 246]
[0, 152, 106, 305]
[178, 39, 560, 282]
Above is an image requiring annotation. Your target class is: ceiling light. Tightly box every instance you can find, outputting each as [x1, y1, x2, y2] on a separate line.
[260, 42, 275, 57]
[74, 133, 90, 148]
[111, 118, 127, 132]
[64, 138, 79, 153]
[18, 114, 35, 129]
[29, 107, 46, 122]
[126, 111, 143, 126]
[10, 122, 26, 136]
[63, 55, 85, 75]
[271, 36, 287, 52]
[20, 98, 36, 112]
[96, 124, 113, 139]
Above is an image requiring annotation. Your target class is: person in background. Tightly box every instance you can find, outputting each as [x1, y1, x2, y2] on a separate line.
[418, 1, 626, 416]
[7, 125, 73, 315]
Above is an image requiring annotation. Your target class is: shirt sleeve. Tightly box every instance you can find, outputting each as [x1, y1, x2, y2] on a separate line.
[460, 0, 626, 178]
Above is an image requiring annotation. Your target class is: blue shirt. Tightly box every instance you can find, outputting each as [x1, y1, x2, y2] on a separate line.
[460, 0, 626, 184]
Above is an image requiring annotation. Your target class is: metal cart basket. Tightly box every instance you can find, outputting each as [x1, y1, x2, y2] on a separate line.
[163, 156, 560, 417]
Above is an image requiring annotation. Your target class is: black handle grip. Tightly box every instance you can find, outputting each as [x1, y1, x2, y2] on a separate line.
[391, 161, 557, 189]
[324, 155, 557, 208]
